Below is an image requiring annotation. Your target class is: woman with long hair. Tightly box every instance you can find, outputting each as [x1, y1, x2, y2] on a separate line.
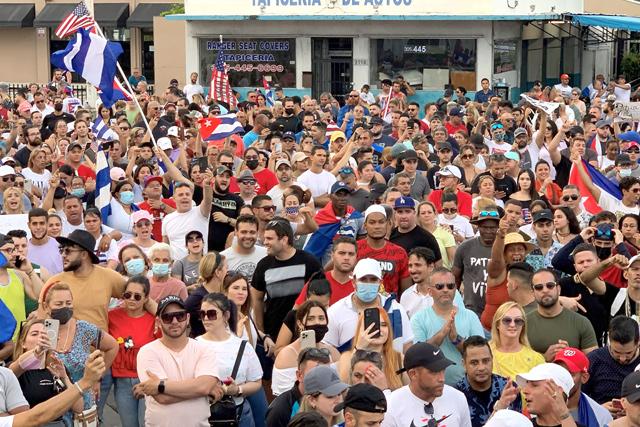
[83, 207, 118, 269]
[298, 365, 347, 427]
[509, 169, 542, 221]
[489, 301, 544, 380]
[356, 160, 377, 191]
[2, 187, 25, 214]
[97, 104, 112, 127]
[337, 307, 405, 390]
[458, 144, 481, 192]
[272, 300, 340, 396]
[185, 251, 227, 337]
[118, 243, 150, 278]
[23, 148, 51, 198]
[534, 160, 562, 207]
[108, 275, 157, 427]
[196, 293, 263, 427]
[416, 201, 456, 269]
[553, 207, 581, 246]
[620, 213, 640, 250]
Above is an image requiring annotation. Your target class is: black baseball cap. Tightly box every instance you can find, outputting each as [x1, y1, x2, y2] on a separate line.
[156, 295, 186, 316]
[334, 383, 387, 414]
[532, 209, 553, 224]
[370, 117, 385, 126]
[622, 371, 640, 403]
[396, 342, 454, 374]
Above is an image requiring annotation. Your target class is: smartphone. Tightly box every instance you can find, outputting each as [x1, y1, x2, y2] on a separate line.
[300, 330, 316, 350]
[44, 318, 60, 346]
[197, 156, 209, 171]
[95, 329, 102, 351]
[274, 142, 282, 154]
[109, 119, 116, 126]
[24, 179, 32, 194]
[364, 307, 381, 339]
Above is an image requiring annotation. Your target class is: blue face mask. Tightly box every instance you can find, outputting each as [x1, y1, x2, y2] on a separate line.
[151, 263, 170, 277]
[70, 188, 85, 198]
[355, 282, 379, 303]
[125, 258, 145, 276]
[0, 252, 8, 269]
[119, 190, 135, 205]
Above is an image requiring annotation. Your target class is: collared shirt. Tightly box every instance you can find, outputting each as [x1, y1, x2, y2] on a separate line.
[526, 238, 563, 271]
[454, 374, 522, 427]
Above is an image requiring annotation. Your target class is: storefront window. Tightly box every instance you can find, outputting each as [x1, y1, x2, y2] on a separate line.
[198, 38, 296, 88]
[370, 39, 476, 90]
[494, 40, 517, 74]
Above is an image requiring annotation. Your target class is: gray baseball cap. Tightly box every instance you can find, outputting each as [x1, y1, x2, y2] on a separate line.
[303, 365, 348, 397]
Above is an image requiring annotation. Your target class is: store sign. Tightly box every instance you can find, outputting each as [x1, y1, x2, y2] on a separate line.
[614, 102, 640, 121]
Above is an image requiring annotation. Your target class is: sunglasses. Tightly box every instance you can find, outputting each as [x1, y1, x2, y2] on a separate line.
[240, 180, 256, 186]
[532, 282, 557, 291]
[562, 194, 579, 201]
[300, 347, 331, 362]
[135, 220, 151, 228]
[442, 208, 457, 214]
[626, 148, 640, 154]
[478, 210, 500, 218]
[123, 291, 143, 301]
[258, 205, 276, 211]
[461, 154, 474, 160]
[434, 282, 456, 291]
[501, 316, 525, 326]
[58, 246, 83, 255]
[220, 162, 234, 169]
[187, 236, 203, 243]
[160, 310, 188, 324]
[1, 176, 15, 182]
[199, 309, 219, 321]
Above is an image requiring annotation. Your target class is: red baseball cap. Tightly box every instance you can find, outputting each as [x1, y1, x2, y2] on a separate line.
[560, 73, 569, 79]
[554, 347, 589, 373]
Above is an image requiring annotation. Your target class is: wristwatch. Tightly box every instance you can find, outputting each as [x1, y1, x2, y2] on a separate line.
[158, 380, 165, 394]
[451, 334, 464, 346]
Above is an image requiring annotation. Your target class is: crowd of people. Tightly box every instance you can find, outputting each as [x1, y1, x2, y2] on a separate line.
[0, 69, 640, 427]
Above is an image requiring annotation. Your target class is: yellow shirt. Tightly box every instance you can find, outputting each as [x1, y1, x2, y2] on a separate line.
[490, 342, 545, 380]
[432, 226, 456, 269]
[0, 269, 25, 340]
[42, 266, 126, 331]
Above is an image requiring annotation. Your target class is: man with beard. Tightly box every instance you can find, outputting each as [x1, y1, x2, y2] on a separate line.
[513, 128, 533, 171]
[244, 147, 278, 195]
[608, 371, 640, 427]
[41, 97, 74, 135]
[526, 268, 598, 361]
[298, 145, 336, 207]
[133, 295, 222, 427]
[206, 165, 243, 252]
[39, 230, 133, 331]
[182, 71, 203, 102]
[389, 196, 442, 263]
[455, 336, 521, 427]
[370, 117, 396, 148]
[560, 185, 591, 229]
[14, 125, 41, 168]
[135, 100, 171, 140]
[452, 210, 500, 316]
[138, 176, 177, 242]
[382, 342, 472, 427]
[553, 347, 612, 426]
[27, 208, 63, 274]
[273, 98, 302, 133]
[221, 215, 267, 284]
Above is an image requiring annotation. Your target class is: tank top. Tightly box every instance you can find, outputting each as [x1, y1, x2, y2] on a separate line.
[480, 276, 509, 330]
[0, 269, 26, 340]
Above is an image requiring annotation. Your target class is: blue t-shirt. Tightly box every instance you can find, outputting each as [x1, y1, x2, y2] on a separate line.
[243, 130, 259, 149]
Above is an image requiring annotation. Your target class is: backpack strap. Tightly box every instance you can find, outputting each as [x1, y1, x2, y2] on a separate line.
[231, 340, 247, 379]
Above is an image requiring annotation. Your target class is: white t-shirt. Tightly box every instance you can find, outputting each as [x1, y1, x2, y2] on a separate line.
[21, 168, 51, 197]
[195, 335, 262, 405]
[598, 191, 640, 219]
[297, 169, 336, 198]
[437, 214, 474, 238]
[324, 293, 413, 353]
[220, 245, 267, 284]
[162, 207, 209, 259]
[399, 284, 433, 319]
[382, 384, 472, 427]
[0, 366, 28, 414]
[183, 83, 204, 102]
[554, 83, 573, 98]
[484, 139, 512, 155]
[615, 85, 631, 102]
[0, 417, 12, 427]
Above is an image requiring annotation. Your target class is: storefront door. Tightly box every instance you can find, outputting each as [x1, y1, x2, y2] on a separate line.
[312, 38, 353, 103]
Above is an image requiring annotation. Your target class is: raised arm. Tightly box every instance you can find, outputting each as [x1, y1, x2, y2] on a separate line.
[534, 111, 548, 149]
[487, 217, 509, 284]
[548, 121, 568, 166]
[199, 169, 213, 218]
[571, 149, 601, 200]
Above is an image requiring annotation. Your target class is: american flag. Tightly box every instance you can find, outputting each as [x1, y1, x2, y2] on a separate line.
[210, 49, 236, 109]
[55, 1, 95, 39]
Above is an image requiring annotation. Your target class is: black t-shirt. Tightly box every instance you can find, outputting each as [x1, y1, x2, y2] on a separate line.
[252, 250, 322, 337]
[282, 309, 299, 341]
[208, 191, 243, 252]
[348, 188, 374, 212]
[18, 369, 63, 420]
[14, 146, 33, 168]
[185, 286, 208, 337]
[373, 134, 397, 148]
[553, 154, 572, 189]
[389, 226, 442, 262]
[470, 171, 517, 202]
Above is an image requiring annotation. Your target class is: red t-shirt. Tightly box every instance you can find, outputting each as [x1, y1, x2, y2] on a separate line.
[77, 164, 96, 180]
[108, 308, 158, 378]
[138, 198, 177, 242]
[445, 122, 467, 136]
[428, 189, 473, 218]
[295, 270, 355, 306]
[253, 168, 278, 195]
[356, 240, 409, 294]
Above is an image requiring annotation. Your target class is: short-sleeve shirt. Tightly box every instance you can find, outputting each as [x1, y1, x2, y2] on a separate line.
[138, 198, 177, 242]
[108, 308, 157, 378]
[0, 366, 28, 414]
[295, 270, 354, 307]
[526, 308, 598, 355]
[297, 169, 337, 198]
[356, 240, 409, 295]
[137, 338, 219, 427]
[253, 168, 279, 195]
[220, 245, 268, 284]
[428, 189, 473, 218]
[452, 237, 493, 316]
[162, 208, 209, 260]
[598, 191, 639, 220]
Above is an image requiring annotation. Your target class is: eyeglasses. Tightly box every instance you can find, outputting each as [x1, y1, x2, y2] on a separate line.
[58, 246, 84, 255]
[501, 316, 525, 326]
[434, 282, 456, 291]
[14, 182, 24, 188]
[1, 176, 15, 182]
[135, 220, 151, 228]
[199, 309, 219, 321]
[123, 291, 143, 301]
[187, 236, 203, 243]
[240, 180, 256, 186]
[160, 310, 188, 324]
[258, 205, 276, 211]
[633, 188, 640, 193]
[461, 154, 474, 160]
[220, 162, 234, 169]
[532, 282, 557, 291]
[562, 194, 579, 201]
[442, 208, 457, 214]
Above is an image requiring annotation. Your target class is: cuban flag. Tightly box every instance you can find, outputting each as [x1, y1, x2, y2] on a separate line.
[98, 78, 133, 108]
[197, 114, 243, 141]
[91, 118, 118, 141]
[262, 77, 275, 107]
[304, 204, 363, 261]
[568, 159, 622, 215]
[51, 28, 123, 104]
[95, 146, 111, 222]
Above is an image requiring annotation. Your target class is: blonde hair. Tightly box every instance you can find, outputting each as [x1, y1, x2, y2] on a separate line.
[198, 252, 225, 286]
[27, 147, 48, 169]
[2, 187, 24, 214]
[299, 396, 344, 425]
[13, 319, 45, 360]
[42, 282, 72, 307]
[489, 301, 531, 349]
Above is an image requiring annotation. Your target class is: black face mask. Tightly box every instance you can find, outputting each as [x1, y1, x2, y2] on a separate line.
[246, 159, 259, 170]
[285, 108, 295, 115]
[595, 246, 612, 260]
[50, 307, 74, 325]
[304, 324, 328, 343]
[54, 186, 67, 199]
[54, 103, 63, 112]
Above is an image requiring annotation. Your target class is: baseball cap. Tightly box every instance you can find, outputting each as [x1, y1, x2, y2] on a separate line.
[167, 126, 179, 137]
[157, 137, 172, 151]
[532, 209, 553, 224]
[1, 156, 15, 165]
[596, 119, 613, 129]
[364, 204, 387, 220]
[369, 183, 387, 200]
[338, 166, 354, 176]
[484, 410, 533, 427]
[109, 167, 126, 181]
[437, 142, 453, 152]
[627, 255, 640, 269]
[214, 165, 232, 176]
[282, 131, 295, 141]
[237, 170, 255, 182]
[394, 196, 415, 210]
[144, 175, 163, 188]
[68, 141, 84, 151]
[330, 131, 347, 143]
[354, 258, 382, 280]
[505, 151, 520, 162]
[436, 165, 462, 179]
[291, 152, 309, 163]
[132, 210, 154, 224]
[156, 295, 186, 316]
[560, 73, 570, 79]
[622, 371, 640, 403]
[516, 363, 574, 396]
[275, 159, 291, 170]
[616, 153, 633, 166]
[334, 383, 387, 414]
[330, 181, 352, 194]
[303, 365, 348, 397]
[449, 107, 463, 117]
[619, 131, 640, 144]
[0, 165, 14, 177]
[391, 144, 408, 159]
[370, 117, 385, 126]
[403, 149, 418, 160]
[397, 342, 454, 374]
[514, 128, 528, 138]
[554, 347, 589, 373]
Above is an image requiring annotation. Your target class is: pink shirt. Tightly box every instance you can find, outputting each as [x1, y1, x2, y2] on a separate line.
[149, 277, 188, 302]
[137, 339, 219, 427]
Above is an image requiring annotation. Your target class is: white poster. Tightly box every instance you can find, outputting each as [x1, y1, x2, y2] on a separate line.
[0, 214, 30, 238]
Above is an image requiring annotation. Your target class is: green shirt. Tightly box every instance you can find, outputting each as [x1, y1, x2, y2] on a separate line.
[526, 308, 598, 355]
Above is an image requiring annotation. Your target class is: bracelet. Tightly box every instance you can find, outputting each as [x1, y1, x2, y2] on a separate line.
[559, 412, 571, 420]
[73, 382, 85, 395]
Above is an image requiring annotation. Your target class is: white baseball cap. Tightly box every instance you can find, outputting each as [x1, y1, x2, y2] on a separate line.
[364, 204, 387, 220]
[628, 255, 640, 269]
[516, 363, 574, 396]
[0, 165, 15, 177]
[484, 410, 533, 427]
[167, 126, 179, 137]
[435, 165, 461, 179]
[353, 258, 382, 280]
[157, 137, 172, 151]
